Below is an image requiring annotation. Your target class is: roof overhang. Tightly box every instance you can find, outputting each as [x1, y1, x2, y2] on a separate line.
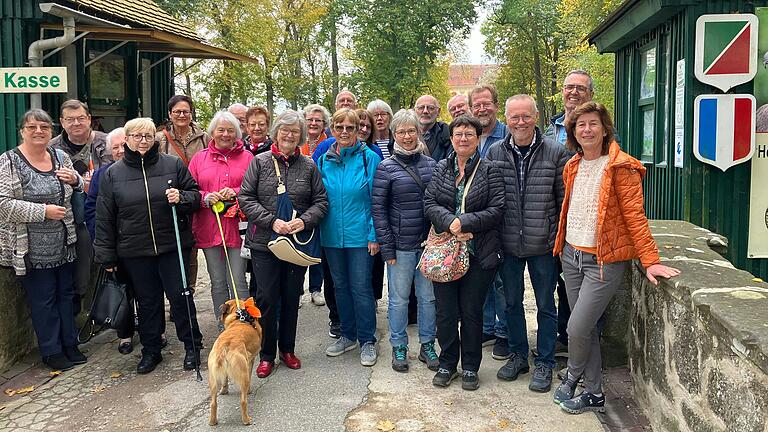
[40, 24, 257, 62]
[587, 0, 699, 52]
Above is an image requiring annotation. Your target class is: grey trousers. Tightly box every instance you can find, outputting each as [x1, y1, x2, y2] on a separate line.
[560, 242, 629, 394]
[202, 247, 249, 321]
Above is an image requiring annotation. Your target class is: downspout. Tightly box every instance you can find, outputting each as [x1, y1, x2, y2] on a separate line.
[28, 16, 75, 109]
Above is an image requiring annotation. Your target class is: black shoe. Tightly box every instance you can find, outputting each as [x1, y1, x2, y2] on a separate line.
[432, 368, 459, 387]
[560, 392, 606, 414]
[137, 353, 163, 374]
[118, 341, 133, 355]
[492, 337, 511, 360]
[481, 333, 496, 347]
[183, 348, 200, 370]
[63, 346, 87, 365]
[529, 364, 553, 393]
[43, 353, 74, 371]
[328, 321, 341, 339]
[461, 370, 479, 391]
[497, 352, 530, 381]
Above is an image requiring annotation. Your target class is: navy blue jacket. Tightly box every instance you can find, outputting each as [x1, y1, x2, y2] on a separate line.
[85, 161, 114, 241]
[371, 153, 437, 261]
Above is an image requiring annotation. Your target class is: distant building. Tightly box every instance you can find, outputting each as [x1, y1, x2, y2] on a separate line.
[448, 64, 499, 95]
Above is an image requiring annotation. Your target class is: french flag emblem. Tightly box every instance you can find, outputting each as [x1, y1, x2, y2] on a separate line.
[693, 94, 756, 171]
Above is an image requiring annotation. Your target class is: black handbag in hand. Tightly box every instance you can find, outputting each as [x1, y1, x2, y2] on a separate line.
[78, 267, 131, 343]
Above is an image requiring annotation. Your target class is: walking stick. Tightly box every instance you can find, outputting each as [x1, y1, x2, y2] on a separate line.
[167, 180, 203, 381]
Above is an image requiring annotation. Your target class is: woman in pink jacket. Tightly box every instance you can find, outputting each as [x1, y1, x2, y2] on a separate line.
[189, 111, 253, 331]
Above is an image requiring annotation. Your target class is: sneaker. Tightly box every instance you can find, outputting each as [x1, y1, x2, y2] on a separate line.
[311, 291, 326, 306]
[560, 392, 606, 414]
[360, 342, 378, 366]
[553, 373, 579, 404]
[496, 352, 530, 381]
[557, 367, 584, 383]
[391, 344, 409, 372]
[326, 336, 356, 357]
[432, 368, 459, 387]
[462, 370, 480, 391]
[492, 337, 511, 360]
[418, 342, 440, 371]
[43, 353, 74, 371]
[529, 364, 553, 393]
[63, 346, 87, 365]
[481, 333, 496, 347]
[328, 321, 341, 339]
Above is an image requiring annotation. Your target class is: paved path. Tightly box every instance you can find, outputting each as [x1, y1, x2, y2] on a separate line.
[0, 256, 603, 431]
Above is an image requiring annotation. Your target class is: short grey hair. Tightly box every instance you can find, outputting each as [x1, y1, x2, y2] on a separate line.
[390, 109, 420, 134]
[366, 99, 393, 117]
[271, 110, 307, 148]
[564, 69, 594, 91]
[504, 94, 538, 114]
[228, 103, 248, 113]
[302, 103, 331, 127]
[19, 108, 53, 129]
[208, 111, 243, 139]
[106, 127, 125, 145]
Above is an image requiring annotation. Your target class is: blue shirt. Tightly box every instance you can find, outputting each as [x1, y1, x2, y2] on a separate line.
[480, 120, 508, 159]
[552, 113, 567, 145]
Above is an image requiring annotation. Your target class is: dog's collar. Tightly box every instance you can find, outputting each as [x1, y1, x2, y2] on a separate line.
[236, 308, 255, 323]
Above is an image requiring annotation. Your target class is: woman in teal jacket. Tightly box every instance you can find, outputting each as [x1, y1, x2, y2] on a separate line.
[318, 108, 382, 367]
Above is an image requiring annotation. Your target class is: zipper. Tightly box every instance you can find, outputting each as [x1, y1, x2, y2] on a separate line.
[140, 158, 159, 255]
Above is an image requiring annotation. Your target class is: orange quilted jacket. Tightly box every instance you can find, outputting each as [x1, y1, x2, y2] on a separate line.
[553, 141, 660, 269]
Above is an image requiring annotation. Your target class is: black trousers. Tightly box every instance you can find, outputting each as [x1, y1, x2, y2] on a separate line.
[433, 260, 496, 373]
[322, 248, 339, 324]
[556, 262, 570, 345]
[251, 250, 305, 362]
[372, 252, 384, 300]
[120, 250, 202, 356]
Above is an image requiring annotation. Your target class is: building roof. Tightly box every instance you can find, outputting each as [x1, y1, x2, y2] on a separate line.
[448, 64, 498, 92]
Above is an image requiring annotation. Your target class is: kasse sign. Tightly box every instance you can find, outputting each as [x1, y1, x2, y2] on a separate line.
[0, 67, 68, 94]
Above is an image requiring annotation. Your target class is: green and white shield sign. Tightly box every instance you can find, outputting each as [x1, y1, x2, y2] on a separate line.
[694, 14, 758, 92]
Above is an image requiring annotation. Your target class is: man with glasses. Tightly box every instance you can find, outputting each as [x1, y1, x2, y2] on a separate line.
[545, 70, 595, 146]
[228, 103, 249, 140]
[415, 94, 452, 162]
[49, 99, 112, 315]
[487, 95, 569, 393]
[447, 94, 469, 119]
[469, 84, 507, 159]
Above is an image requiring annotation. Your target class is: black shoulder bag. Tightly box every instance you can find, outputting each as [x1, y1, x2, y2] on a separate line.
[78, 267, 132, 343]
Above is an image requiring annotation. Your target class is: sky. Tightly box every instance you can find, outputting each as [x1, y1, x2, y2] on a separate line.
[458, 6, 493, 64]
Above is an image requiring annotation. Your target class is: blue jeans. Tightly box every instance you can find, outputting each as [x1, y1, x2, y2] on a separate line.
[482, 272, 507, 338]
[325, 247, 376, 344]
[386, 249, 436, 347]
[501, 253, 558, 369]
[308, 263, 323, 293]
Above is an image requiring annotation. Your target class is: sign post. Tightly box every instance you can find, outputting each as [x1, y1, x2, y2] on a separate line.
[0, 67, 68, 94]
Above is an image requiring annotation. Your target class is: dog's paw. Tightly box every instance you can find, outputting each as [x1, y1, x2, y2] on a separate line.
[209, 418, 218, 426]
[242, 415, 252, 425]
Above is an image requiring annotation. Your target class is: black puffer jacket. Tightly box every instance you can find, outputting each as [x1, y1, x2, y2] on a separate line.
[486, 130, 569, 257]
[424, 153, 505, 270]
[94, 142, 200, 267]
[372, 153, 436, 261]
[238, 150, 328, 252]
[423, 122, 453, 162]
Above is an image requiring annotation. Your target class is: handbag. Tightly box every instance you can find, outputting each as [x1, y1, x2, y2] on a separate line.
[418, 158, 481, 283]
[266, 157, 321, 266]
[78, 267, 131, 343]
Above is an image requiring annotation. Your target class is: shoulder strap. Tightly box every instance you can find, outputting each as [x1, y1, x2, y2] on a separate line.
[460, 158, 481, 213]
[271, 156, 286, 194]
[362, 146, 368, 178]
[163, 129, 189, 166]
[392, 156, 425, 192]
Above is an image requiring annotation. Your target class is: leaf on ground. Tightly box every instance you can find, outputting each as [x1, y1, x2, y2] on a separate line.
[92, 386, 106, 393]
[753, 277, 764, 282]
[498, 419, 509, 429]
[4, 386, 34, 397]
[109, 372, 122, 379]
[489, 410, 497, 417]
[49, 370, 62, 377]
[443, 400, 452, 406]
[377, 420, 396, 431]
[3, 389, 15, 397]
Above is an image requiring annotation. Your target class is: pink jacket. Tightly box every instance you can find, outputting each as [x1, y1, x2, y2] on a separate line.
[189, 139, 253, 248]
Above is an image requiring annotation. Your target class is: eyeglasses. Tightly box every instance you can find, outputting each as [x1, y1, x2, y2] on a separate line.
[62, 116, 88, 125]
[394, 128, 418, 137]
[372, 112, 389, 119]
[471, 102, 494, 111]
[415, 104, 438, 112]
[23, 124, 52, 132]
[563, 84, 590, 93]
[128, 133, 154, 142]
[279, 128, 301, 136]
[333, 125, 357, 133]
[452, 132, 477, 139]
[508, 115, 534, 123]
[171, 109, 191, 116]
[306, 118, 324, 124]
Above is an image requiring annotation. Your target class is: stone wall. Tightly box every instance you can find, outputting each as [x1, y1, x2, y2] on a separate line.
[0, 269, 36, 370]
[626, 221, 768, 432]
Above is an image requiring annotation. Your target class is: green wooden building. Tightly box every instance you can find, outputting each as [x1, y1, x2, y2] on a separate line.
[588, 0, 768, 279]
[0, 0, 252, 152]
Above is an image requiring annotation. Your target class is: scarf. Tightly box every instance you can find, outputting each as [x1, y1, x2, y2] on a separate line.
[393, 140, 425, 156]
[271, 143, 300, 166]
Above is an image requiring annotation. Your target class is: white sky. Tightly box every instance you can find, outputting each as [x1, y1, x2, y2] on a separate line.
[456, 6, 493, 64]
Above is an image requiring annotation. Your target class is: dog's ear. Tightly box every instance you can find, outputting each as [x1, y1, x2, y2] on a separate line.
[219, 301, 232, 319]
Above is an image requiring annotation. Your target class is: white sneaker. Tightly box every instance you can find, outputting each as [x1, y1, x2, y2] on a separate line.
[311, 291, 326, 306]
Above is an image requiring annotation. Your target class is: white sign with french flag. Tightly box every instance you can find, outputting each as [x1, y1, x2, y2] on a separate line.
[693, 94, 756, 171]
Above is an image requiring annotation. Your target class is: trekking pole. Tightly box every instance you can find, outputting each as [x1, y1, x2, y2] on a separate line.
[167, 180, 203, 382]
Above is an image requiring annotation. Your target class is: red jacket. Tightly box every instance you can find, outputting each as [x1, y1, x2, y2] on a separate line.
[554, 141, 660, 269]
[188, 139, 253, 249]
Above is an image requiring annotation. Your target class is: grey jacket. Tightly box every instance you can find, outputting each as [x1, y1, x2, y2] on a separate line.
[49, 130, 111, 173]
[238, 151, 328, 252]
[485, 130, 569, 257]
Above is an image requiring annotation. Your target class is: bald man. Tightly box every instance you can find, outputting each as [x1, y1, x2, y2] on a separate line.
[447, 94, 469, 119]
[228, 103, 249, 138]
[415, 94, 452, 161]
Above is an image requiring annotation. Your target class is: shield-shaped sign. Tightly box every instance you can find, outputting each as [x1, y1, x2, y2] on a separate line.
[693, 94, 756, 171]
[694, 14, 758, 92]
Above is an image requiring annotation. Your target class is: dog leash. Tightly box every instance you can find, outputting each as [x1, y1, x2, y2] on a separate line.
[211, 200, 254, 324]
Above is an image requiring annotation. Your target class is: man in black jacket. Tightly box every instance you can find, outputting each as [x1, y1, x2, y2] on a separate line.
[486, 95, 569, 393]
[415, 94, 452, 162]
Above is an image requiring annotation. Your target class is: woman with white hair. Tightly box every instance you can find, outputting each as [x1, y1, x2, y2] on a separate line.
[368, 99, 394, 159]
[301, 104, 331, 158]
[94, 117, 203, 375]
[188, 112, 253, 331]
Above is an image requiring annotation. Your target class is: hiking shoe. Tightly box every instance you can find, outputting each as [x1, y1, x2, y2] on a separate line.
[554, 373, 579, 404]
[63, 346, 87, 365]
[462, 370, 480, 391]
[481, 333, 496, 347]
[328, 321, 341, 339]
[391, 344, 409, 372]
[560, 392, 606, 414]
[492, 337, 511, 360]
[497, 352, 530, 381]
[43, 353, 74, 371]
[529, 364, 553, 392]
[360, 342, 378, 366]
[418, 341, 440, 371]
[432, 368, 459, 387]
[311, 291, 326, 306]
[326, 336, 356, 357]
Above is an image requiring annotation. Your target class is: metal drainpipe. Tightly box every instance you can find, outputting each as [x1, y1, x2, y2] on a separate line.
[28, 16, 75, 109]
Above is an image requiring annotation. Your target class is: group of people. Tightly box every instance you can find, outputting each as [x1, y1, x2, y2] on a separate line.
[0, 68, 680, 416]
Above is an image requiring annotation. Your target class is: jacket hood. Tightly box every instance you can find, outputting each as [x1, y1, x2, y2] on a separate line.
[206, 138, 245, 155]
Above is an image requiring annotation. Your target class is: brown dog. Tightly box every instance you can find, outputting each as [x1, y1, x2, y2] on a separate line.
[208, 298, 263, 426]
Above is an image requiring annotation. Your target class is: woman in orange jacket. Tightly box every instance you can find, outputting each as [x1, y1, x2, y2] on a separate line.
[552, 102, 679, 414]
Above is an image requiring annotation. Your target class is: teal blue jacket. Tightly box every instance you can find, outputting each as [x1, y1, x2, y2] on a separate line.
[317, 141, 382, 248]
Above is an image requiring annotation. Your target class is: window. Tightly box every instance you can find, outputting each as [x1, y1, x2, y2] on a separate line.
[638, 46, 656, 163]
